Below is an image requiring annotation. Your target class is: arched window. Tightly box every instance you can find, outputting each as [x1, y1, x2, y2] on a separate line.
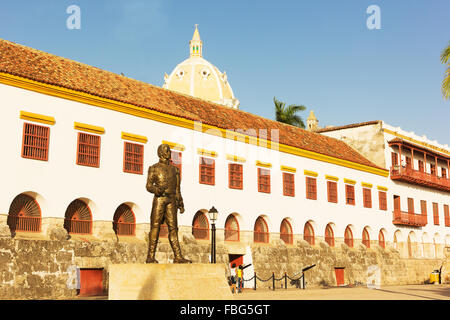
[407, 233, 414, 258]
[303, 222, 315, 245]
[280, 219, 293, 244]
[113, 204, 136, 236]
[224, 214, 240, 242]
[192, 211, 209, 240]
[325, 224, 334, 247]
[254, 217, 269, 243]
[362, 228, 370, 248]
[7, 194, 41, 233]
[64, 199, 92, 235]
[344, 226, 353, 248]
[378, 230, 385, 249]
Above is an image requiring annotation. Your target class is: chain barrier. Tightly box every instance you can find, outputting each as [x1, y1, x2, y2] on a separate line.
[242, 271, 306, 291]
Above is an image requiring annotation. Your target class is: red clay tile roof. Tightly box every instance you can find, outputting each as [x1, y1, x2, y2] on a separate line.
[316, 121, 381, 133]
[0, 38, 383, 170]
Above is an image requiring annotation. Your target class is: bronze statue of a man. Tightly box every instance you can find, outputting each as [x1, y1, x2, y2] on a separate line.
[145, 144, 191, 264]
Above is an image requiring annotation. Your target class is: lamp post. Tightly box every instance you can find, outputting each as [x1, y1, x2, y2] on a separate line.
[208, 206, 218, 263]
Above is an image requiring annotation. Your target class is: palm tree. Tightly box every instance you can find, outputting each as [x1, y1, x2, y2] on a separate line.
[441, 42, 450, 100]
[274, 97, 306, 128]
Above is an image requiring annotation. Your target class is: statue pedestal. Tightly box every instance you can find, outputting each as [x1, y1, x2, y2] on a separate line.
[108, 263, 233, 300]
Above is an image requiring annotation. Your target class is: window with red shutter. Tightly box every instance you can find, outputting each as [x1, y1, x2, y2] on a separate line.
[280, 219, 293, 244]
[228, 163, 243, 190]
[305, 177, 317, 200]
[123, 142, 144, 174]
[433, 202, 439, 225]
[225, 214, 240, 241]
[327, 181, 338, 203]
[444, 204, 450, 227]
[345, 184, 355, 205]
[378, 191, 387, 211]
[344, 226, 353, 248]
[76, 132, 101, 167]
[282, 172, 295, 197]
[199, 157, 215, 185]
[407, 198, 414, 213]
[363, 188, 372, 208]
[254, 217, 269, 243]
[418, 160, 424, 172]
[192, 211, 209, 240]
[325, 224, 334, 247]
[378, 230, 385, 249]
[258, 168, 271, 193]
[391, 152, 398, 167]
[22, 122, 50, 161]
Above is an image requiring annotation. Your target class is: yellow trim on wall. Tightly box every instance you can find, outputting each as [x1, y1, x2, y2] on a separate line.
[20, 111, 55, 125]
[377, 186, 388, 191]
[162, 140, 185, 151]
[383, 128, 450, 157]
[2, 72, 389, 177]
[343, 178, 356, 185]
[280, 165, 296, 173]
[74, 122, 105, 134]
[325, 175, 339, 181]
[226, 154, 246, 163]
[304, 170, 318, 177]
[361, 182, 373, 188]
[197, 148, 217, 158]
[121, 132, 148, 144]
[256, 160, 272, 168]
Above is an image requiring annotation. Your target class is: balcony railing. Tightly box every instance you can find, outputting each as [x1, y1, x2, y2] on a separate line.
[392, 210, 427, 227]
[390, 166, 450, 192]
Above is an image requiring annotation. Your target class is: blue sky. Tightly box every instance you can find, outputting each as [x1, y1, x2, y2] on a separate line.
[1, 0, 449, 144]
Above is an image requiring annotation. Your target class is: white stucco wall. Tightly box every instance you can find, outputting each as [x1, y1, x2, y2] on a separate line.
[1, 83, 449, 251]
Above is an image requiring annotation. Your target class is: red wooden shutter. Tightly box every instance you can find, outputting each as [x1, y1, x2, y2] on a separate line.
[378, 191, 387, 210]
[345, 185, 355, 205]
[123, 142, 144, 174]
[305, 177, 317, 200]
[76, 132, 101, 167]
[22, 123, 50, 161]
[363, 188, 372, 208]
[282, 172, 295, 197]
[327, 181, 337, 203]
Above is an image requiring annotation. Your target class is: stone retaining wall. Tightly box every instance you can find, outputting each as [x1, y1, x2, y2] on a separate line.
[0, 228, 448, 299]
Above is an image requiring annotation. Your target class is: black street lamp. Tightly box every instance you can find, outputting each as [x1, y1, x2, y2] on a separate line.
[208, 206, 218, 263]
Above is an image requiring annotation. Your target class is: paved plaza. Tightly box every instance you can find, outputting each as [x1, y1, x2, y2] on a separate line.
[232, 284, 450, 300]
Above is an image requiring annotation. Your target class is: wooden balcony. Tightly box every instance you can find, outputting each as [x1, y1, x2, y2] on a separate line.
[390, 166, 450, 192]
[392, 210, 427, 227]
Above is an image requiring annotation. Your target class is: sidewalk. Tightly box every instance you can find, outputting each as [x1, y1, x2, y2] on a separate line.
[232, 284, 450, 300]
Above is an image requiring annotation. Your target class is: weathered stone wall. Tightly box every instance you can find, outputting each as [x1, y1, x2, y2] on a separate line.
[249, 239, 449, 289]
[0, 226, 448, 299]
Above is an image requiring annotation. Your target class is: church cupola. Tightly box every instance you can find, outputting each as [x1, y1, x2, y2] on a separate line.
[189, 24, 203, 58]
[307, 110, 319, 132]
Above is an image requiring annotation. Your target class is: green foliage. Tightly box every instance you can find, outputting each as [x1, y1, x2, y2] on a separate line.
[274, 97, 306, 128]
[441, 42, 450, 100]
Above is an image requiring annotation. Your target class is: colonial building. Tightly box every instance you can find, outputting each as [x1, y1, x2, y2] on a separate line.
[0, 27, 448, 298]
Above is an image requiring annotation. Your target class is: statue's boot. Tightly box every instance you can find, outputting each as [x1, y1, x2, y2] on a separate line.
[169, 228, 192, 264]
[146, 226, 159, 264]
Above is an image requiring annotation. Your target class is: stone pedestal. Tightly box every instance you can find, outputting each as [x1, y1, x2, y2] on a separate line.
[108, 263, 233, 300]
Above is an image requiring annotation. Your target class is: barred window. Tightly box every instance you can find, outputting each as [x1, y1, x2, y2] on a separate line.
[7, 194, 41, 233]
[325, 224, 334, 247]
[305, 177, 317, 200]
[363, 188, 372, 208]
[123, 142, 144, 174]
[303, 222, 314, 245]
[378, 191, 387, 211]
[192, 211, 209, 240]
[280, 219, 293, 244]
[22, 123, 50, 161]
[199, 157, 215, 185]
[76, 132, 101, 167]
[327, 181, 338, 203]
[64, 199, 92, 235]
[258, 168, 271, 193]
[362, 228, 370, 248]
[282, 172, 295, 197]
[225, 214, 240, 242]
[254, 217, 269, 243]
[345, 184, 355, 205]
[113, 203, 136, 236]
[229, 163, 243, 190]
[378, 230, 385, 249]
[344, 226, 353, 248]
